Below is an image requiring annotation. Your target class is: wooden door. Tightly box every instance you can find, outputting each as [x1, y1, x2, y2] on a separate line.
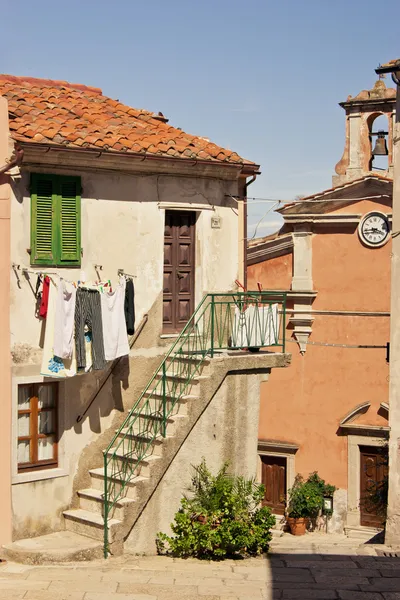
[360, 445, 388, 527]
[163, 211, 196, 333]
[261, 455, 286, 515]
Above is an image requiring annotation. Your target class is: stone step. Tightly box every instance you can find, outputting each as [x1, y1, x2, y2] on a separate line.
[345, 526, 383, 542]
[63, 509, 121, 543]
[116, 431, 171, 456]
[2, 531, 103, 564]
[106, 449, 161, 477]
[77, 487, 135, 520]
[89, 466, 148, 498]
[122, 412, 186, 437]
[155, 370, 204, 384]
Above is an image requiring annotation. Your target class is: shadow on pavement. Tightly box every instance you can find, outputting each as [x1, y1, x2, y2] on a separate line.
[267, 550, 400, 600]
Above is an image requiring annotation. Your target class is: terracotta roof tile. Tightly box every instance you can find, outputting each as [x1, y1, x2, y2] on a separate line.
[0, 74, 257, 168]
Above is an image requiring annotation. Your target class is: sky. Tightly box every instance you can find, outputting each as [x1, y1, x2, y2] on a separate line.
[1, 0, 399, 238]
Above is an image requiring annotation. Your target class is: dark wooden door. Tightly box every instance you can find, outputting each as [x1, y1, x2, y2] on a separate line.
[163, 211, 196, 333]
[360, 445, 388, 527]
[261, 455, 286, 515]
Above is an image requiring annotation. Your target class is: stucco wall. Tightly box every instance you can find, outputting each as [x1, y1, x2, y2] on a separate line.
[253, 199, 391, 529]
[10, 169, 239, 355]
[9, 166, 241, 540]
[125, 371, 264, 554]
[247, 253, 292, 291]
[258, 314, 389, 490]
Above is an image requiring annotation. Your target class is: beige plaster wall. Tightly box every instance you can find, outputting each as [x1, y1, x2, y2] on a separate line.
[0, 96, 12, 545]
[10, 170, 239, 355]
[9, 166, 240, 539]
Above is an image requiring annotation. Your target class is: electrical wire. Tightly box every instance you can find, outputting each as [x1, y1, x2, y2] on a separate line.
[283, 338, 387, 349]
[248, 201, 282, 241]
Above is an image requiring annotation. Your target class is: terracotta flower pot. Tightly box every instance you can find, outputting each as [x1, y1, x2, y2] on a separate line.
[287, 517, 307, 536]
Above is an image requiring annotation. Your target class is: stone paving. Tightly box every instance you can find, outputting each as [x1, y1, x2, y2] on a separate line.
[0, 535, 399, 600]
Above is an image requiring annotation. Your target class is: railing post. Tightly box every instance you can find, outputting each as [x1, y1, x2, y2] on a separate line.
[103, 452, 108, 559]
[162, 362, 167, 437]
[210, 295, 215, 358]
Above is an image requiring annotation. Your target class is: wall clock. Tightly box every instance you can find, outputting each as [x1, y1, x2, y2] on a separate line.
[358, 212, 390, 248]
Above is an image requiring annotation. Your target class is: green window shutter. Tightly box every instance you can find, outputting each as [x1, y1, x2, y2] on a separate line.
[58, 176, 81, 265]
[31, 174, 56, 265]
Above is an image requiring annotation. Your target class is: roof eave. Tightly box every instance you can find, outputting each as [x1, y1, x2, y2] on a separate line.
[376, 60, 400, 75]
[17, 141, 260, 176]
[17, 141, 260, 180]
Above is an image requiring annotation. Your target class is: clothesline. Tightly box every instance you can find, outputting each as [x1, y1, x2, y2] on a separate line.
[12, 265, 137, 285]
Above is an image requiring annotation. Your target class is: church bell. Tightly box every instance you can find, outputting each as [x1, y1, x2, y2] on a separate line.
[372, 130, 389, 156]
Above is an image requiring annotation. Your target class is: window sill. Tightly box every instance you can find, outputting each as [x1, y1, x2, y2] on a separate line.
[12, 467, 69, 485]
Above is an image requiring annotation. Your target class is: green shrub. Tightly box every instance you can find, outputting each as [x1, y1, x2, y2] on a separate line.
[287, 473, 336, 519]
[156, 459, 276, 559]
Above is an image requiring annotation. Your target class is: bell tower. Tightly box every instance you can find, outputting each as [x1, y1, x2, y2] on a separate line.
[333, 79, 396, 186]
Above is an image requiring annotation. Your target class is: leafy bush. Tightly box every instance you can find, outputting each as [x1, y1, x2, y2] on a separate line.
[156, 459, 276, 559]
[287, 473, 336, 519]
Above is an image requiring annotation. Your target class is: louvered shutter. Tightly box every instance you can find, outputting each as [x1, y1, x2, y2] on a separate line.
[59, 176, 81, 265]
[31, 174, 55, 265]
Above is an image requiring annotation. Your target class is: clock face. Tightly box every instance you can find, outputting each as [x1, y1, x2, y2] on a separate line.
[359, 212, 390, 247]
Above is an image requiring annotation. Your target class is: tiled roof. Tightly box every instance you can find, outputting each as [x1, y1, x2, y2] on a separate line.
[0, 75, 256, 167]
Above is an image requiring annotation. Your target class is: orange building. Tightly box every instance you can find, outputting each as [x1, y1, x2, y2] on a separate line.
[248, 80, 395, 537]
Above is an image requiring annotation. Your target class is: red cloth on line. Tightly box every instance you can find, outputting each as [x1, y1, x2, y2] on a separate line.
[39, 276, 50, 318]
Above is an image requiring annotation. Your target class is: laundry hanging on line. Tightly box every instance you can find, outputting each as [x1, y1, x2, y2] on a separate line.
[101, 276, 130, 361]
[39, 273, 136, 377]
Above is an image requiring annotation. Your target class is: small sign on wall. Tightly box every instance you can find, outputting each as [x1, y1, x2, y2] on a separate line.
[211, 216, 221, 229]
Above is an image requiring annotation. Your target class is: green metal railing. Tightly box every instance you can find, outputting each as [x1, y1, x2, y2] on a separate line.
[103, 291, 286, 557]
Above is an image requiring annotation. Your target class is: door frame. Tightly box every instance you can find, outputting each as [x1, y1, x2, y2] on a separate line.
[257, 440, 298, 517]
[163, 210, 196, 334]
[347, 433, 388, 528]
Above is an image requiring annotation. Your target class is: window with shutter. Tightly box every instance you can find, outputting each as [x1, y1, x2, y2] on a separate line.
[30, 174, 81, 267]
[31, 174, 55, 265]
[59, 177, 81, 265]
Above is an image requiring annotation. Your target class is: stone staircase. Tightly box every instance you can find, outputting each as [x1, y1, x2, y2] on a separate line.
[62, 353, 211, 555]
[3, 291, 290, 563]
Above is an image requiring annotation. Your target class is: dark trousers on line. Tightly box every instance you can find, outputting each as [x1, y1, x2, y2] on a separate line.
[75, 288, 106, 371]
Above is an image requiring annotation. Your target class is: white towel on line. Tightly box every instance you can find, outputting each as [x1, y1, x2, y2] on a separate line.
[53, 279, 77, 359]
[231, 304, 279, 348]
[100, 277, 130, 361]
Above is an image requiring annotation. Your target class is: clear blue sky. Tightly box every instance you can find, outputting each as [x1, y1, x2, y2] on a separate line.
[1, 0, 399, 238]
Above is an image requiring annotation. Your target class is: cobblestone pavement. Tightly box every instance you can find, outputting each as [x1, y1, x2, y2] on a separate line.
[0, 538, 400, 599]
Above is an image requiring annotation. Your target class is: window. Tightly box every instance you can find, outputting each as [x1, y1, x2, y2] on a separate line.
[17, 383, 58, 472]
[31, 173, 81, 267]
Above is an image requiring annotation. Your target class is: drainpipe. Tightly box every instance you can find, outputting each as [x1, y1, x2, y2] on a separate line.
[243, 175, 257, 290]
[0, 146, 23, 175]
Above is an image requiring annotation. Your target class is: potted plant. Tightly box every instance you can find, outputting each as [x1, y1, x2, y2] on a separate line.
[286, 474, 323, 535]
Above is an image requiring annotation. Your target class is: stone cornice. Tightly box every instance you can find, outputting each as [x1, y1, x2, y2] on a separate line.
[258, 439, 299, 453]
[18, 143, 252, 181]
[247, 234, 293, 265]
[284, 214, 362, 225]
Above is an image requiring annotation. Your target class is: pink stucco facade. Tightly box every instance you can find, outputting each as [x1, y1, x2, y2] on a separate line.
[248, 185, 391, 528]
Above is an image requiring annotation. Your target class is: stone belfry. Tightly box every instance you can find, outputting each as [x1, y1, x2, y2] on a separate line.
[333, 79, 396, 186]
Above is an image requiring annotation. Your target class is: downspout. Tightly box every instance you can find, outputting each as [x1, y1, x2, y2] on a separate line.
[0, 146, 23, 175]
[243, 175, 257, 290]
